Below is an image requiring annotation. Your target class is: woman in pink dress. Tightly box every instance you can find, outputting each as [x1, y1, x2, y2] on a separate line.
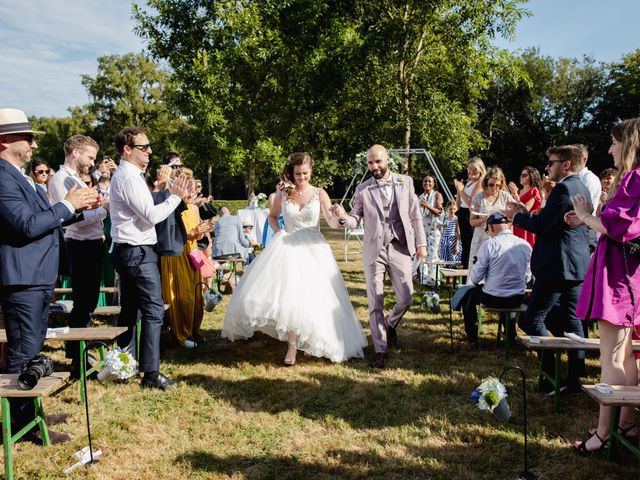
[508, 166, 542, 248]
[568, 118, 640, 454]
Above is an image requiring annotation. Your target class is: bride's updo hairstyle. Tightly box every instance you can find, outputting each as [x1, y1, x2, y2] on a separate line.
[282, 152, 314, 200]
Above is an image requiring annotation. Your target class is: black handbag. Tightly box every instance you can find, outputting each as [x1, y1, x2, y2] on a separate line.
[622, 237, 640, 257]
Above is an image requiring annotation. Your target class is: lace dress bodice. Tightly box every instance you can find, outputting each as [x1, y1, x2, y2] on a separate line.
[282, 189, 320, 233]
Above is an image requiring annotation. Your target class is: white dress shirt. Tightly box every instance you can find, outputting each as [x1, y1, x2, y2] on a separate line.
[577, 166, 601, 213]
[469, 230, 532, 297]
[109, 160, 181, 245]
[49, 164, 107, 240]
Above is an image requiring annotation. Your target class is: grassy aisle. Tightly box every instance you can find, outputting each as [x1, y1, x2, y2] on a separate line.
[10, 224, 635, 479]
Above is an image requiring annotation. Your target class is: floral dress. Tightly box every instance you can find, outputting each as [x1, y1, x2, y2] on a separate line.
[417, 191, 442, 286]
[468, 190, 514, 268]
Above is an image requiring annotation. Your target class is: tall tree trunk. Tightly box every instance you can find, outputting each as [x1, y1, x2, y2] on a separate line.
[399, 59, 412, 175]
[207, 164, 213, 198]
[246, 157, 256, 199]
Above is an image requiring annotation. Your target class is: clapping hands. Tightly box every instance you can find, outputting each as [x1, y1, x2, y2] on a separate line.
[65, 184, 100, 212]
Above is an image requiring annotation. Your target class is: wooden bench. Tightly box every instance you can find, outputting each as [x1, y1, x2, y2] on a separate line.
[213, 256, 244, 293]
[582, 385, 640, 467]
[54, 287, 119, 295]
[0, 328, 127, 403]
[519, 335, 640, 414]
[480, 304, 527, 359]
[0, 372, 70, 480]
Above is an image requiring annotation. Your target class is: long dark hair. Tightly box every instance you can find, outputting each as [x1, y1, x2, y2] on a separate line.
[521, 166, 542, 190]
[29, 158, 50, 182]
[282, 152, 314, 200]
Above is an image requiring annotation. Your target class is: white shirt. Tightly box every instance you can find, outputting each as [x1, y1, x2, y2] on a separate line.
[109, 160, 181, 245]
[577, 166, 601, 213]
[469, 230, 532, 297]
[49, 165, 107, 241]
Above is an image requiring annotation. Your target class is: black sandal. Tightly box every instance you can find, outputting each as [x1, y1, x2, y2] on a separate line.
[573, 431, 609, 456]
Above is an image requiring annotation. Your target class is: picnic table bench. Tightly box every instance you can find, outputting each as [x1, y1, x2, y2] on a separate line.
[0, 372, 70, 480]
[0, 327, 127, 403]
[519, 335, 640, 414]
[582, 385, 640, 471]
[54, 287, 119, 294]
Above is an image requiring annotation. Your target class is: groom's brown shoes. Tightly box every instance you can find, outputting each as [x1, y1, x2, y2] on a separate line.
[372, 352, 386, 369]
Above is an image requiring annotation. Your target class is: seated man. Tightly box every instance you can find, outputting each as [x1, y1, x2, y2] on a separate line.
[213, 207, 251, 260]
[241, 222, 258, 265]
[460, 212, 532, 345]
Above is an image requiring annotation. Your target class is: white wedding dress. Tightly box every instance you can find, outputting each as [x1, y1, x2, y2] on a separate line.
[222, 188, 367, 362]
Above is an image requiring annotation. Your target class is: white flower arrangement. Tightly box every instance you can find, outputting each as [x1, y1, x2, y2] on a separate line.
[256, 192, 269, 209]
[97, 348, 138, 383]
[422, 291, 441, 313]
[471, 377, 508, 412]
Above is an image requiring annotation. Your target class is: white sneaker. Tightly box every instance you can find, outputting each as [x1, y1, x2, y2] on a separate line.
[183, 339, 197, 349]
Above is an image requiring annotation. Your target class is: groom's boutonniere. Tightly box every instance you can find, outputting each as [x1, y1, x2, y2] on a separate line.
[396, 177, 404, 184]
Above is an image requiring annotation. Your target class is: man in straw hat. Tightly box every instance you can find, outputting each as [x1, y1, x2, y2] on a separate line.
[0, 108, 98, 443]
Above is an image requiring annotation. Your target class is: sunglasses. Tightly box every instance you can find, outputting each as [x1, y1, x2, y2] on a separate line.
[132, 144, 152, 152]
[34, 169, 49, 175]
[170, 164, 182, 169]
[487, 182, 502, 187]
[547, 159, 565, 166]
[12, 133, 36, 143]
[520, 173, 529, 177]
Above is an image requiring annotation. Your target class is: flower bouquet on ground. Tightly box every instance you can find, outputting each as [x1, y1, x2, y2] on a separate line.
[471, 377, 511, 422]
[422, 291, 441, 314]
[97, 348, 138, 384]
[256, 192, 269, 209]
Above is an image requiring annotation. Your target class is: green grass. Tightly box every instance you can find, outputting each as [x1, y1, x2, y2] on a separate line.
[8, 223, 637, 479]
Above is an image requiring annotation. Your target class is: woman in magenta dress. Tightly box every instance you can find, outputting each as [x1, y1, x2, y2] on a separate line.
[567, 118, 640, 454]
[508, 166, 542, 248]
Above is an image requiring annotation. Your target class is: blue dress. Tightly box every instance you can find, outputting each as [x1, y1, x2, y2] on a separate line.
[261, 214, 285, 246]
[439, 217, 461, 263]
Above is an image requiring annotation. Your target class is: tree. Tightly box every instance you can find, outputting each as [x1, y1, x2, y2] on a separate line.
[134, 0, 530, 197]
[81, 53, 189, 165]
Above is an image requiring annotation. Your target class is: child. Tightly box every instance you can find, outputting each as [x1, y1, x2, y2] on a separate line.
[439, 201, 461, 265]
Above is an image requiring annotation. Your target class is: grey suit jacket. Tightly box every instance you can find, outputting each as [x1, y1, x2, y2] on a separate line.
[343, 173, 426, 266]
[212, 214, 250, 257]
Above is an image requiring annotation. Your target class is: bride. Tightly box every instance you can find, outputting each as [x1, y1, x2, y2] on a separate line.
[222, 152, 367, 365]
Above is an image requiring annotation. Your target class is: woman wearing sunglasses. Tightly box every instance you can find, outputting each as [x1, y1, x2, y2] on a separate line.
[29, 158, 51, 193]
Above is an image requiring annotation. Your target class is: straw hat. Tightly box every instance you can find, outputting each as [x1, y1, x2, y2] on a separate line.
[0, 108, 43, 135]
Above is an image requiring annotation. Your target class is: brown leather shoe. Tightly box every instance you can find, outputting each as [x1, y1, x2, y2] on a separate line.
[45, 413, 70, 426]
[372, 352, 386, 369]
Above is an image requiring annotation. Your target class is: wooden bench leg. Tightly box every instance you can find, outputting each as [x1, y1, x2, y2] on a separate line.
[33, 397, 50, 446]
[539, 350, 563, 414]
[0, 396, 51, 480]
[448, 289, 454, 353]
[2, 397, 13, 480]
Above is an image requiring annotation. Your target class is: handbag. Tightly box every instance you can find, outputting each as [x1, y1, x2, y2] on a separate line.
[623, 238, 640, 257]
[187, 248, 206, 270]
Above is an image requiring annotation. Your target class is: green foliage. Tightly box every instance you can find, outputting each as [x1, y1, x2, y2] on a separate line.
[484, 390, 500, 407]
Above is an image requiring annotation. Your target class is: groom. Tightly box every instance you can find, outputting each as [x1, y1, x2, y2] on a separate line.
[334, 144, 426, 368]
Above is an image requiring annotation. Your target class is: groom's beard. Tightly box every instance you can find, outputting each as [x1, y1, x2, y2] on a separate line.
[371, 166, 388, 179]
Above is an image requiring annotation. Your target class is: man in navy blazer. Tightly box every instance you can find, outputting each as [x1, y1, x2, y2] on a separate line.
[0, 108, 97, 442]
[510, 145, 591, 393]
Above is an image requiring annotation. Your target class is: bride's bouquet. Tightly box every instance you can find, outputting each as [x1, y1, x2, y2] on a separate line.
[97, 348, 138, 383]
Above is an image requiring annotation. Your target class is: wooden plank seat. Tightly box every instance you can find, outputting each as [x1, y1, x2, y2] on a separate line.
[0, 328, 127, 404]
[212, 256, 244, 293]
[519, 335, 640, 414]
[0, 372, 70, 480]
[54, 287, 119, 294]
[582, 385, 640, 468]
[480, 304, 527, 359]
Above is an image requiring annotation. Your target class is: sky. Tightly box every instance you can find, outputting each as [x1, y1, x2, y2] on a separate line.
[0, 0, 638, 118]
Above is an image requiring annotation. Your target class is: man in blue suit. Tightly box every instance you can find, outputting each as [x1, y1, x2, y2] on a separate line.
[510, 145, 591, 393]
[0, 108, 97, 443]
